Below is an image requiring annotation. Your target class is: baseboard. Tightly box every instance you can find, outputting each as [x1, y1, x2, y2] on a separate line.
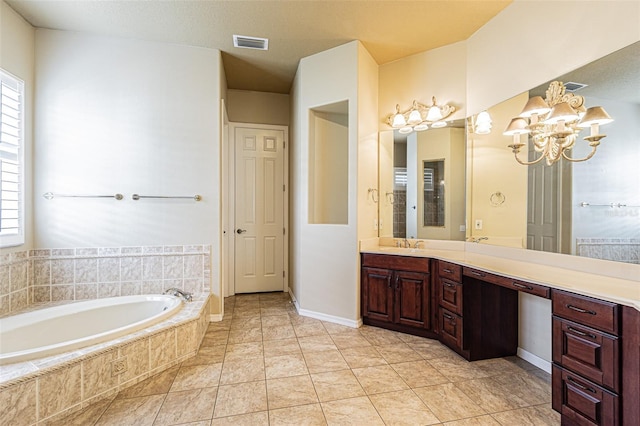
[287, 288, 361, 328]
[209, 314, 223, 322]
[517, 347, 552, 373]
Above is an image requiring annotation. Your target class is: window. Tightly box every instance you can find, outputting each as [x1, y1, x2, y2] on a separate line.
[0, 70, 24, 247]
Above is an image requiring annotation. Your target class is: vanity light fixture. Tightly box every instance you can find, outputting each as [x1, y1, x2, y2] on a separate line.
[386, 97, 456, 134]
[504, 81, 613, 165]
[473, 111, 492, 134]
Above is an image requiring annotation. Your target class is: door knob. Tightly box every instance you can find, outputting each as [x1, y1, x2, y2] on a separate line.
[236, 229, 247, 234]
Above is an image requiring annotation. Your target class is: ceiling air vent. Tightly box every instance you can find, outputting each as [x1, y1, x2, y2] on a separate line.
[233, 35, 269, 50]
[564, 82, 588, 92]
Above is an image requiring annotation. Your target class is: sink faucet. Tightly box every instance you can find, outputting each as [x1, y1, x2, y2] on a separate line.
[414, 240, 424, 249]
[164, 288, 193, 302]
[402, 238, 410, 248]
[468, 237, 488, 243]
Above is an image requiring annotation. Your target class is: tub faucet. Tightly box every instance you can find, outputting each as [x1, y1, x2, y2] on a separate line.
[164, 288, 193, 302]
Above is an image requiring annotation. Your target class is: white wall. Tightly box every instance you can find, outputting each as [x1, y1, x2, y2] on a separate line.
[0, 1, 35, 253]
[290, 41, 378, 324]
[33, 30, 225, 311]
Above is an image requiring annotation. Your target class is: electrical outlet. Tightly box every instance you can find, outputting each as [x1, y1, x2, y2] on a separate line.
[474, 219, 483, 230]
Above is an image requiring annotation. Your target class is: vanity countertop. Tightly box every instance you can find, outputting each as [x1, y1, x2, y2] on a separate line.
[360, 241, 640, 311]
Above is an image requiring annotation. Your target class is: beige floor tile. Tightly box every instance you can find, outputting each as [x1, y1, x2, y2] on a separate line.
[263, 338, 302, 358]
[351, 365, 409, 395]
[154, 387, 218, 425]
[214, 381, 268, 418]
[181, 344, 226, 367]
[443, 415, 501, 425]
[322, 322, 361, 335]
[394, 332, 433, 344]
[409, 342, 458, 360]
[262, 324, 297, 341]
[427, 356, 492, 382]
[454, 377, 530, 413]
[95, 394, 164, 426]
[359, 327, 403, 346]
[170, 363, 222, 391]
[117, 366, 180, 399]
[298, 335, 338, 353]
[321, 396, 385, 426]
[329, 333, 371, 350]
[219, 358, 265, 385]
[211, 411, 269, 425]
[265, 353, 309, 379]
[293, 321, 329, 337]
[339, 346, 388, 369]
[224, 342, 263, 362]
[491, 371, 552, 406]
[232, 309, 262, 319]
[375, 343, 423, 363]
[261, 314, 291, 328]
[490, 404, 561, 425]
[303, 349, 349, 374]
[266, 375, 318, 410]
[310, 370, 365, 402]
[369, 389, 441, 426]
[228, 326, 263, 344]
[269, 403, 327, 426]
[230, 316, 262, 330]
[201, 330, 229, 346]
[414, 383, 486, 422]
[471, 357, 531, 377]
[261, 306, 291, 316]
[391, 360, 450, 388]
[45, 396, 113, 426]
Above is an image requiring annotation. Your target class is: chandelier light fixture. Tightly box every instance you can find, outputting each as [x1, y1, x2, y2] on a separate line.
[387, 97, 456, 134]
[504, 81, 613, 166]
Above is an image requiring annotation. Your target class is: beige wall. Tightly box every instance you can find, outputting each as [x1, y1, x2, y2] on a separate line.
[0, 1, 35, 253]
[226, 89, 289, 125]
[378, 41, 466, 132]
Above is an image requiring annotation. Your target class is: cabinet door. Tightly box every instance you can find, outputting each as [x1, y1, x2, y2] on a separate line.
[439, 307, 463, 351]
[394, 271, 430, 329]
[362, 267, 394, 323]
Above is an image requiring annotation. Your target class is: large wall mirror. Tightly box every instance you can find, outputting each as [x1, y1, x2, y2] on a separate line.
[379, 122, 466, 240]
[468, 41, 639, 264]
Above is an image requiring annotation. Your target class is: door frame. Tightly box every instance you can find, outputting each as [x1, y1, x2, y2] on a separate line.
[225, 122, 289, 297]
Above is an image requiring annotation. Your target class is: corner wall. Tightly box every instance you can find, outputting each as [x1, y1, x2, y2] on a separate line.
[0, 1, 35, 253]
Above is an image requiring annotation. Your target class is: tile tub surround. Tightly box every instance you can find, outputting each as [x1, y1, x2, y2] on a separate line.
[0, 245, 211, 317]
[0, 293, 211, 426]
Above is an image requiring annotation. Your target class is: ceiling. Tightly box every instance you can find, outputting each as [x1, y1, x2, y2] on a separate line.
[5, 0, 511, 94]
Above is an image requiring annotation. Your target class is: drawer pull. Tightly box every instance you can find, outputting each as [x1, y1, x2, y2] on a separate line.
[567, 376, 596, 394]
[443, 268, 452, 274]
[512, 282, 533, 291]
[470, 271, 486, 278]
[567, 304, 596, 315]
[443, 282, 455, 288]
[394, 275, 399, 289]
[443, 313, 454, 320]
[567, 326, 596, 340]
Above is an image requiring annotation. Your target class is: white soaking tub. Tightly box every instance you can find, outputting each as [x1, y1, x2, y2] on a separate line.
[0, 294, 182, 365]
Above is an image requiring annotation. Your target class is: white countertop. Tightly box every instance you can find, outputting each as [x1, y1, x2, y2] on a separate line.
[360, 239, 640, 311]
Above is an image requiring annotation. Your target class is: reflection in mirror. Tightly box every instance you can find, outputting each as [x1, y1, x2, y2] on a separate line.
[379, 122, 465, 240]
[470, 41, 640, 264]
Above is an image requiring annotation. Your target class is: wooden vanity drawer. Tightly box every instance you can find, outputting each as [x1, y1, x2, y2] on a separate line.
[463, 267, 550, 298]
[438, 260, 461, 282]
[553, 290, 619, 335]
[552, 317, 619, 392]
[361, 253, 429, 273]
[439, 278, 462, 315]
[552, 365, 619, 426]
[439, 307, 462, 351]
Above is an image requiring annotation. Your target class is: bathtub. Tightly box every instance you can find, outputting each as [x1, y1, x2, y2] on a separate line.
[0, 294, 183, 365]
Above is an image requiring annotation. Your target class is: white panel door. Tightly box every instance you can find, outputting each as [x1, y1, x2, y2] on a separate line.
[235, 127, 285, 293]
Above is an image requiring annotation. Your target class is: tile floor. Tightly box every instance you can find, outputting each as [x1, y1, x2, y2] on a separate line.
[54, 292, 561, 425]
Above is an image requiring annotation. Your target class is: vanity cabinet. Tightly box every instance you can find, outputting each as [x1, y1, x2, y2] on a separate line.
[435, 260, 464, 351]
[551, 289, 621, 425]
[361, 254, 433, 336]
